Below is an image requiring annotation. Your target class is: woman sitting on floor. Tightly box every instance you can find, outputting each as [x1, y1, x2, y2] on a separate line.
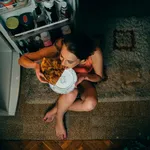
[18, 32, 103, 140]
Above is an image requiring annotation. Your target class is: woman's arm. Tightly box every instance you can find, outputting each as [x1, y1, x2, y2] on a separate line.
[18, 46, 59, 83]
[85, 47, 103, 82]
[18, 45, 58, 69]
[75, 48, 103, 86]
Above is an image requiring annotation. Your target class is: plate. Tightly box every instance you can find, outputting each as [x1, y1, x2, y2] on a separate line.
[49, 68, 77, 94]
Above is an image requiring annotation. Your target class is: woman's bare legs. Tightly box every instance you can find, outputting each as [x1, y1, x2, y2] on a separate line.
[68, 81, 97, 111]
[43, 81, 98, 139]
[43, 89, 78, 123]
[43, 106, 57, 122]
[55, 89, 78, 139]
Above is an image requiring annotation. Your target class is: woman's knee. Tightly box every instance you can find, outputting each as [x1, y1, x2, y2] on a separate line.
[83, 97, 98, 112]
[64, 89, 78, 99]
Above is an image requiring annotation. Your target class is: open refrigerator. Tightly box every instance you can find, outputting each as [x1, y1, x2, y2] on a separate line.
[0, 0, 78, 116]
[0, 0, 79, 54]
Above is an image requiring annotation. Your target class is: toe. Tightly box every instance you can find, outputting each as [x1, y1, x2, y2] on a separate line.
[43, 115, 48, 122]
[63, 134, 67, 139]
[43, 117, 47, 122]
[43, 113, 48, 120]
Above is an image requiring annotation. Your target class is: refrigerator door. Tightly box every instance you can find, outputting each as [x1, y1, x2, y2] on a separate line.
[0, 0, 78, 54]
[0, 32, 20, 116]
[0, 23, 21, 53]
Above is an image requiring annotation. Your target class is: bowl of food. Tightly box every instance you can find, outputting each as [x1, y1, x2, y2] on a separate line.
[41, 57, 77, 94]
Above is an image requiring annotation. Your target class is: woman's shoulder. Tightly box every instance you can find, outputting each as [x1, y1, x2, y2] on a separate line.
[91, 47, 103, 63]
[91, 47, 102, 57]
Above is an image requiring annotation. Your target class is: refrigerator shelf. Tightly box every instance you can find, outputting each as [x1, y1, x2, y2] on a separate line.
[11, 18, 71, 41]
[0, 0, 31, 15]
[0, 0, 77, 55]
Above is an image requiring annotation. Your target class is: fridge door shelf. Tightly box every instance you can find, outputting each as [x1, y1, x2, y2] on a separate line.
[11, 18, 71, 41]
[0, 0, 77, 54]
[0, 0, 31, 15]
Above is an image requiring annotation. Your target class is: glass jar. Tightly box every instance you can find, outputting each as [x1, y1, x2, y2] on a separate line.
[40, 31, 52, 47]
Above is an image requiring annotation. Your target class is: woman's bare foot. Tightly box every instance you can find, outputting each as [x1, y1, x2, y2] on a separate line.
[55, 122, 67, 140]
[43, 106, 57, 123]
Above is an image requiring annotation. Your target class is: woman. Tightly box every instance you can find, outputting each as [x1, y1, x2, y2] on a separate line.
[18, 32, 103, 140]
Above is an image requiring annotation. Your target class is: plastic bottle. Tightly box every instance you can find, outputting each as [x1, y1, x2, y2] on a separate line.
[43, 0, 58, 23]
[40, 31, 52, 47]
[34, 4, 47, 27]
[60, 1, 70, 20]
[54, 0, 63, 13]
[61, 25, 71, 35]
[17, 40, 29, 54]
[34, 36, 44, 50]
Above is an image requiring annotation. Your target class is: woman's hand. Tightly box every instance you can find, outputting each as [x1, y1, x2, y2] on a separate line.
[34, 63, 48, 83]
[75, 73, 87, 86]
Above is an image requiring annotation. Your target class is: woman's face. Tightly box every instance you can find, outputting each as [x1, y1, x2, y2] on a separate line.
[60, 44, 80, 68]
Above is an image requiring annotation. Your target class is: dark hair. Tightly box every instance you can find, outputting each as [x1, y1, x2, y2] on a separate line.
[63, 32, 96, 60]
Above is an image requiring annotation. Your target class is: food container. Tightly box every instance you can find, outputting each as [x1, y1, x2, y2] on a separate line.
[19, 12, 35, 31]
[5, 16, 21, 35]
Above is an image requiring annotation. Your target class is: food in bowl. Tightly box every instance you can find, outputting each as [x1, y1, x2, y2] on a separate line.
[41, 57, 65, 85]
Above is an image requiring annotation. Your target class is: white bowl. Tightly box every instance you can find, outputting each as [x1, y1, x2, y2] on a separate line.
[49, 68, 77, 94]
